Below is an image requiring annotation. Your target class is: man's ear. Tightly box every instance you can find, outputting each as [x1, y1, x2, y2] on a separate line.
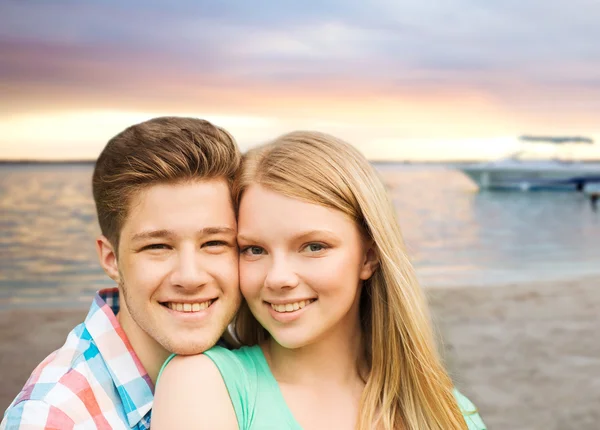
[359, 241, 379, 281]
[96, 235, 120, 283]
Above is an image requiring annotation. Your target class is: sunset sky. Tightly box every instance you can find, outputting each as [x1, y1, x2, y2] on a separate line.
[1, 0, 600, 161]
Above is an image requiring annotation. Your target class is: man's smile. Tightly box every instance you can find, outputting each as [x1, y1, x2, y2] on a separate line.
[160, 299, 217, 313]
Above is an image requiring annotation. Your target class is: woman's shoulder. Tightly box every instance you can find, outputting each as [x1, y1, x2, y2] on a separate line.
[453, 389, 487, 430]
[157, 350, 218, 384]
[157, 345, 263, 388]
[152, 350, 239, 429]
[205, 344, 262, 362]
[157, 344, 261, 377]
[204, 344, 263, 377]
[202, 345, 263, 428]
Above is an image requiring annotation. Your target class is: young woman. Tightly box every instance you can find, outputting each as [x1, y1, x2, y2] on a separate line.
[152, 131, 486, 429]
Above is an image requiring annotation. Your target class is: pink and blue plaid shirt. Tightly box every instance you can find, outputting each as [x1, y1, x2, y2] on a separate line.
[1, 288, 154, 429]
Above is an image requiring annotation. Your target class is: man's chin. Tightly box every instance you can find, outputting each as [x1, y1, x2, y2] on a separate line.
[167, 338, 220, 356]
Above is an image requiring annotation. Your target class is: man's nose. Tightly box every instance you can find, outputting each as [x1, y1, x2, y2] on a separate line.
[170, 247, 211, 290]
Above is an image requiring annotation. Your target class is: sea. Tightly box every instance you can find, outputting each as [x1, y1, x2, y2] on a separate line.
[1, 162, 599, 309]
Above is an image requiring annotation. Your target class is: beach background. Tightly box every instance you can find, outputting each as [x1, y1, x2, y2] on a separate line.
[1, 163, 599, 429]
[3, 1, 600, 428]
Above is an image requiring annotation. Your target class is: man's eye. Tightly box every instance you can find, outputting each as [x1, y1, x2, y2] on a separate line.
[203, 240, 228, 248]
[241, 246, 265, 256]
[143, 244, 169, 251]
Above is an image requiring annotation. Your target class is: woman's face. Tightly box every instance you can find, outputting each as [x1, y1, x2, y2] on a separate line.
[237, 184, 377, 349]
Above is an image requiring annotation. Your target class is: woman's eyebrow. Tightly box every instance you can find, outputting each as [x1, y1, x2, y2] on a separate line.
[237, 230, 338, 244]
[237, 233, 257, 243]
[293, 229, 338, 241]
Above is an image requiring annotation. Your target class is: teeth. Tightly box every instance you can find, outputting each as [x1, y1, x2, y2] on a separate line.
[166, 300, 213, 313]
[270, 299, 314, 313]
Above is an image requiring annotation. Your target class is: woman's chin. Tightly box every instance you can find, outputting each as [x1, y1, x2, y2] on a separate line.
[268, 330, 315, 350]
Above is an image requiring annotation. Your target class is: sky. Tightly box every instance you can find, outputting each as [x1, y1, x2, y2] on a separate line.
[1, 0, 600, 161]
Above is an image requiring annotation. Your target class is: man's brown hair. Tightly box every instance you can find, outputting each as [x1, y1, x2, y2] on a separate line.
[92, 116, 241, 249]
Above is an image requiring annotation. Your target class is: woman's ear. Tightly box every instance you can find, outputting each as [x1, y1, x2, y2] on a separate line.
[359, 242, 379, 281]
[96, 235, 120, 283]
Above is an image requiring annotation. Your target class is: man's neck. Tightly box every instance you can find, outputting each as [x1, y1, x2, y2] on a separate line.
[117, 311, 170, 385]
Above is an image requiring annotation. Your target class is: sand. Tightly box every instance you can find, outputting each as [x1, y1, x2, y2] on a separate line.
[428, 276, 600, 429]
[1, 276, 599, 429]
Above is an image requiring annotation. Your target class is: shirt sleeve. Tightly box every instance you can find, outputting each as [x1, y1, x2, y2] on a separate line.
[203, 346, 254, 429]
[453, 389, 487, 430]
[1, 400, 75, 430]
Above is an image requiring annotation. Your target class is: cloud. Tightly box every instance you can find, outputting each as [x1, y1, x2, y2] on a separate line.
[2, 0, 599, 81]
[1, 0, 600, 132]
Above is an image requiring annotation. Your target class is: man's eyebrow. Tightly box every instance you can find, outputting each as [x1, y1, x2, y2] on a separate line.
[200, 227, 236, 236]
[131, 227, 235, 242]
[130, 229, 176, 242]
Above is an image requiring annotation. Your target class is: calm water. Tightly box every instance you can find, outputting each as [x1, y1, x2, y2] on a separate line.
[1, 163, 599, 309]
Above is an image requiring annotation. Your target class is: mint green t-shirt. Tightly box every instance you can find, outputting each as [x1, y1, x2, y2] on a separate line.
[159, 345, 486, 429]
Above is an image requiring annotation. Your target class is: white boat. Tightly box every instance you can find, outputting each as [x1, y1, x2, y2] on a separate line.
[459, 136, 600, 191]
[584, 182, 600, 196]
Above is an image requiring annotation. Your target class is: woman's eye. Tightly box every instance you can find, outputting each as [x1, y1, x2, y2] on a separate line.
[241, 246, 265, 256]
[303, 243, 326, 253]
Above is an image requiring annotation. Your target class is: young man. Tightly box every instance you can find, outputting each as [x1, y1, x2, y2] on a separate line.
[1, 117, 242, 429]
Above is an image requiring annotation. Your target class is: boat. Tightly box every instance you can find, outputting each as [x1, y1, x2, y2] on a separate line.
[459, 136, 600, 191]
[584, 182, 600, 196]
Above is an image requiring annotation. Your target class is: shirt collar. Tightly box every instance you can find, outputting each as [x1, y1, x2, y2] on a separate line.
[83, 288, 154, 428]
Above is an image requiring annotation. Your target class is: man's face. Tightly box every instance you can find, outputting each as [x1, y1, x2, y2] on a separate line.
[101, 179, 240, 356]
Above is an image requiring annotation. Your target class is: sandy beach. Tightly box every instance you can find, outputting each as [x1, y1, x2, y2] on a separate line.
[429, 276, 600, 429]
[1, 276, 599, 429]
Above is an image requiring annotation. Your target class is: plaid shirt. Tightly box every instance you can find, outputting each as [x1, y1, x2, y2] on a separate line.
[1, 288, 154, 429]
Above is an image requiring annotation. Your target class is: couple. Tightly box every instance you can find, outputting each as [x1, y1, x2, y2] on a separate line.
[2, 117, 485, 429]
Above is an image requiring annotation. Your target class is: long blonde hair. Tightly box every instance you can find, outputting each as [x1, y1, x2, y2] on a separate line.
[233, 131, 467, 430]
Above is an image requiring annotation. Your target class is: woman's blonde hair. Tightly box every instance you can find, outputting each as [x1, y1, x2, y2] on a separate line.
[233, 131, 467, 430]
